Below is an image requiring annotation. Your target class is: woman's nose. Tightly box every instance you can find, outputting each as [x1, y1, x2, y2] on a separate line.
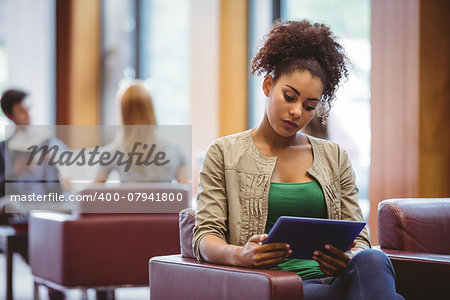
[289, 104, 302, 119]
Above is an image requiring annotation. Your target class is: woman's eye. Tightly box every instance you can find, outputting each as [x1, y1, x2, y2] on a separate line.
[305, 105, 316, 111]
[284, 93, 295, 101]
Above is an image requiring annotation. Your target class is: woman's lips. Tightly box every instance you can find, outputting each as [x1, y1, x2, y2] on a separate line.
[282, 120, 299, 130]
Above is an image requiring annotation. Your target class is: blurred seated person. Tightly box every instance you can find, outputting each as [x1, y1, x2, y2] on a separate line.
[0, 89, 64, 224]
[0, 89, 65, 300]
[95, 80, 188, 183]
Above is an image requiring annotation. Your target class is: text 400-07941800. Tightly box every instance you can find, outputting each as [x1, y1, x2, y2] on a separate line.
[94, 192, 184, 202]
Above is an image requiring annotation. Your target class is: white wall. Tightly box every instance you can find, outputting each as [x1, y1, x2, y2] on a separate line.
[0, 0, 54, 125]
[190, 0, 220, 154]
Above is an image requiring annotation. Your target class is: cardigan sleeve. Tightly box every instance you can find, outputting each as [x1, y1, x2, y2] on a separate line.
[339, 148, 372, 250]
[192, 140, 229, 261]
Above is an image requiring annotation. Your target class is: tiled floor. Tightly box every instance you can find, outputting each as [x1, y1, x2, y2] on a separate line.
[0, 253, 148, 300]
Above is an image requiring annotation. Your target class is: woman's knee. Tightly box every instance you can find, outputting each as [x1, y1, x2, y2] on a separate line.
[351, 249, 393, 272]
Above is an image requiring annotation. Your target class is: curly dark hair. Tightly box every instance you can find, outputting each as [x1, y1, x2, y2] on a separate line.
[251, 20, 349, 122]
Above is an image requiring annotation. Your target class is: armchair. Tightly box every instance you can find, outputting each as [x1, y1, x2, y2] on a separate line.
[149, 208, 303, 300]
[378, 198, 450, 300]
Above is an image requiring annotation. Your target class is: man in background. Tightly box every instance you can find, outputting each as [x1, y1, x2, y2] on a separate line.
[0, 88, 65, 300]
[0, 88, 63, 207]
[0, 89, 33, 222]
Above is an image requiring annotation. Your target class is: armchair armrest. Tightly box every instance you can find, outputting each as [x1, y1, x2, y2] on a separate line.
[381, 248, 450, 264]
[378, 247, 450, 300]
[149, 255, 302, 300]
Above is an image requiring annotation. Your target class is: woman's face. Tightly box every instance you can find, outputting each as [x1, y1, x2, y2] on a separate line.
[263, 70, 324, 137]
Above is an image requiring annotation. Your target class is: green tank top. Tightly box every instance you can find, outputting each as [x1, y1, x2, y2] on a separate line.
[265, 181, 327, 279]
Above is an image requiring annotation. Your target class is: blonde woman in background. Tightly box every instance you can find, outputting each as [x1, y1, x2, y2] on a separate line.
[95, 80, 188, 183]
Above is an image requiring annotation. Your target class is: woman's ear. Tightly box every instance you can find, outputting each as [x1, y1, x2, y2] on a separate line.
[262, 75, 273, 97]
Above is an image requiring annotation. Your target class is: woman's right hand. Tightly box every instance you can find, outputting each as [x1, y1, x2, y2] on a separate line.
[236, 234, 292, 268]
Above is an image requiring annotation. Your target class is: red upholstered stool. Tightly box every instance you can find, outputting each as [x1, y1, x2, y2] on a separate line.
[29, 183, 188, 299]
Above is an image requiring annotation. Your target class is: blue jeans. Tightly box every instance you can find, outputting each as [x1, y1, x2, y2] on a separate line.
[302, 249, 405, 300]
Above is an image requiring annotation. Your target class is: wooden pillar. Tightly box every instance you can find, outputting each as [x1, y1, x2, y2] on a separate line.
[370, 0, 450, 245]
[55, 0, 72, 125]
[55, 0, 100, 148]
[56, 0, 100, 126]
[218, 0, 249, 137]
[418, 0, 450, 197]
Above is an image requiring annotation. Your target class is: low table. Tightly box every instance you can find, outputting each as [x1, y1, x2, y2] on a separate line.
[0, 225, 28, 300]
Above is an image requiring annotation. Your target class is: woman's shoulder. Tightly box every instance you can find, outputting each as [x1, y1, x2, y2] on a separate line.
[208, 129, 252, 151]
[306, 134, 350, 166]
[203, 130, 256, 167]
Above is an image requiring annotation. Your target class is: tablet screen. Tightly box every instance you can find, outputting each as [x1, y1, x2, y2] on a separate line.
[263, 216, 366, 259]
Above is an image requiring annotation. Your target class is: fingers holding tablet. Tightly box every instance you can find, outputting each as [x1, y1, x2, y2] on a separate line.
[237, 234, 292, 268]
[313, 244, 351, 276]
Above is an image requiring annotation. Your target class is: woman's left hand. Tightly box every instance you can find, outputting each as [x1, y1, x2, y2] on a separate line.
[312, 241, 356, 276]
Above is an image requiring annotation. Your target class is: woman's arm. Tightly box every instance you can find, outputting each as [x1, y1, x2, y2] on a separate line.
[314, 146, 370, 275]
[93, 144, 115, 183]
[176, 165, 189, 184]
[192, 141, 229, 261]
[200, 234, 291, 268]
[339, 148, 371, 250]
[94, 169, 110, 183]
[193, 141, 290, 267]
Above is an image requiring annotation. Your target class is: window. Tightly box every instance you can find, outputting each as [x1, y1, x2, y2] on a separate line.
[101, 0, 190, 125]
[248, 0, 273, 128]
[101, 0, 137, 125]
[0, 42, 7, 102]
[0, 0, 55, 135]
[139, 0, 190, 125]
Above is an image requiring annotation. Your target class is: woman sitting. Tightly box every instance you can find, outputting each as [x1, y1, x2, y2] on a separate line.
[193, 20, 404, 300]
[95, 80, 187, 183]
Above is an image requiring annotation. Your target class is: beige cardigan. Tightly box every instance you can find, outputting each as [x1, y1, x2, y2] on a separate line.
[193, 130, 371, 261]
